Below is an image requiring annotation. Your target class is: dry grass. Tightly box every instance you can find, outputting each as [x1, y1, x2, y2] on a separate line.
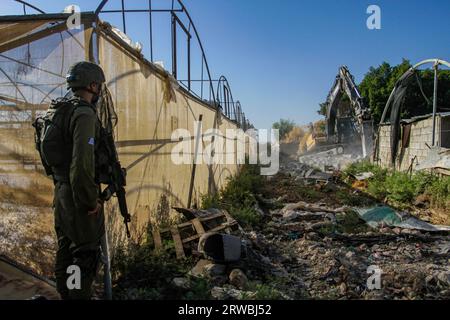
[0, 172, 55, 277]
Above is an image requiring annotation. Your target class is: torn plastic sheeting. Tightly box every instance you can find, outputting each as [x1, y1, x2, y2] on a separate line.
[354, 206, 450, 232]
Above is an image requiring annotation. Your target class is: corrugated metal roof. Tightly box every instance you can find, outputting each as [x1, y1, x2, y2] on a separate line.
[380, 112, 450, 126]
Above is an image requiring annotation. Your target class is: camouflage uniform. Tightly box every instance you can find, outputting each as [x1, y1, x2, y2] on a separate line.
[52, 62, 106, 300]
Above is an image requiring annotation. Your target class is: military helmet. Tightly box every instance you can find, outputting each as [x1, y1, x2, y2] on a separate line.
[66, 61, 106, 90]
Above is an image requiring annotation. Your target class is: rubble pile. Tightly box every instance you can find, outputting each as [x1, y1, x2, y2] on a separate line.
[182, 160, 449, 300]
[298, 147, 362, 171]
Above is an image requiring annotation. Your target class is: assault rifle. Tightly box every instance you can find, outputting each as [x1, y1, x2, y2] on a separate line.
[99, 128, 131, 238]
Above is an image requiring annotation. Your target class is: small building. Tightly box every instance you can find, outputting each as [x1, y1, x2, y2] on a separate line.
[376, 112, 450, 172]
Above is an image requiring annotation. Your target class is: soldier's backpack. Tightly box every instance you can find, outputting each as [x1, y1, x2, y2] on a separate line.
[32, 98, 78, 176]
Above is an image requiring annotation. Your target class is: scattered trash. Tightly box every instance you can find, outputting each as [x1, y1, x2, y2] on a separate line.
[353, 172, 374, 181]
[172, 277, 191, 290]
[204, 264, 227, 277]
[153, 209, 239, 259]
[198, 233, 242, 263]
[211, 287, 256, 300]
[354, 206, 450, 232]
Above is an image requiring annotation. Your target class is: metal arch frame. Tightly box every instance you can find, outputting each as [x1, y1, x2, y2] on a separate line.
[379, 59, 450, 146]
[235, 100, 244, 127]
[216, 75, 236, 119]
[94, 0, 251, 128]
[94, 0, 219, 110]
[2, 0, 249, 126]
[3, 1, 84, 108]
[380, 59, 450, 124]
[13, 0, 45, 14]
[375, 58, 450, 165]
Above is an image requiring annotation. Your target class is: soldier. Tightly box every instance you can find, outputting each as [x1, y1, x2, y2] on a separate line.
[52, 61, 106, 299]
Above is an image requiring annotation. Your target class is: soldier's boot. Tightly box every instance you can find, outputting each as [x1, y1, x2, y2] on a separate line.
[67, 249, 101, 300]
[54, 234, 73, 300]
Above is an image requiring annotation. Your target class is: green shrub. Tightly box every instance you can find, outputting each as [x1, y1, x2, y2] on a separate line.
[244, 282, 284, 300]
[111, 233, 210, 300]
[344, 160, 378, 176]
[182, 278, 212, 300]
[367, 178, 388, 199]
[384, 171, 418, 203]
[200, 193, 221, 210]
[343, 161, 450, 211]
[335, 190, 373, 207]
[426, 175, 450, 208]
[201, 164, 264, 228]
[230, 206, 262, 226]
[295, 185, 321, 202]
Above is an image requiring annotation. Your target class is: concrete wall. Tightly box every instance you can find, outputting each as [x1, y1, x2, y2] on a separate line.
[377, 116, 442, 171]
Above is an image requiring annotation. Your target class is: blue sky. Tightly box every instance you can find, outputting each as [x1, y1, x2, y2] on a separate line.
[2, 0, 450, 129]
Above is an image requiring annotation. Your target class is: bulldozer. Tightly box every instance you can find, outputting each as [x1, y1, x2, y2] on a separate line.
[300, 66, 374, 159]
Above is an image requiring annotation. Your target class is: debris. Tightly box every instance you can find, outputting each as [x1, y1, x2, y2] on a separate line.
[210, 286, 256, 300]
[354, 206, 450, 232]
[228, 269, 248, 290]
[198, 233, 242, 263]
[153, 209, 239, 259]
[353, 172, 374, 181]
[415, 147, 450, 175]
[437, 272, 450, 286]
[172, 277, 191, 290]
[280, 201, 347, 216]
[204, 264, 227, 277]
[189, 259, 214, 277]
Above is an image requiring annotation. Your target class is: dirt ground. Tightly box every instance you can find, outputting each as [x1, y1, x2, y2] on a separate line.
[236, 160, 450, 300]
[0, 172, 55, 278]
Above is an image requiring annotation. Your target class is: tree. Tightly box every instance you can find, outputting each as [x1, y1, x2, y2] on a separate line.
[272, 119, 295, 140]
[359, 59, 450, 125]
[358, 61, 398, 125]
[317, 102, 328, 116]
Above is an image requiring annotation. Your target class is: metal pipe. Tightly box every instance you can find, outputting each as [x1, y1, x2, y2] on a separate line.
[200, 57, 204, 99]
[14, 0, 45, 14]
[176, 0, 217, 107]
[99, 9, 182, 13]
[101, 232, 112, 300]
[171, 13, 177, 79]
[432, 63, 439, 146]
[188, 36, 191, 90]
[188, 114, 203, 208]
[95, 0, 109, 16]
[121, 0, 126, 34]
[149, 0, 153, 62]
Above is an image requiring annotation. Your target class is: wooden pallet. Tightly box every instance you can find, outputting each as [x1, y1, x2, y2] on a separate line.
[152, 210, 238, 259]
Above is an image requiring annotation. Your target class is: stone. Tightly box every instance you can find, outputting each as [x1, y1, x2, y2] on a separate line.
[229, 269, 248, 290]
[436, 271, 450, 286]
[189, 259, 213, 277]
[339, 282, 347, 295]
[358, 244, 368, 251]
[210, 286, 256, 300]
[172, 277, 190, 290]
[305, 232, 320, 241]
